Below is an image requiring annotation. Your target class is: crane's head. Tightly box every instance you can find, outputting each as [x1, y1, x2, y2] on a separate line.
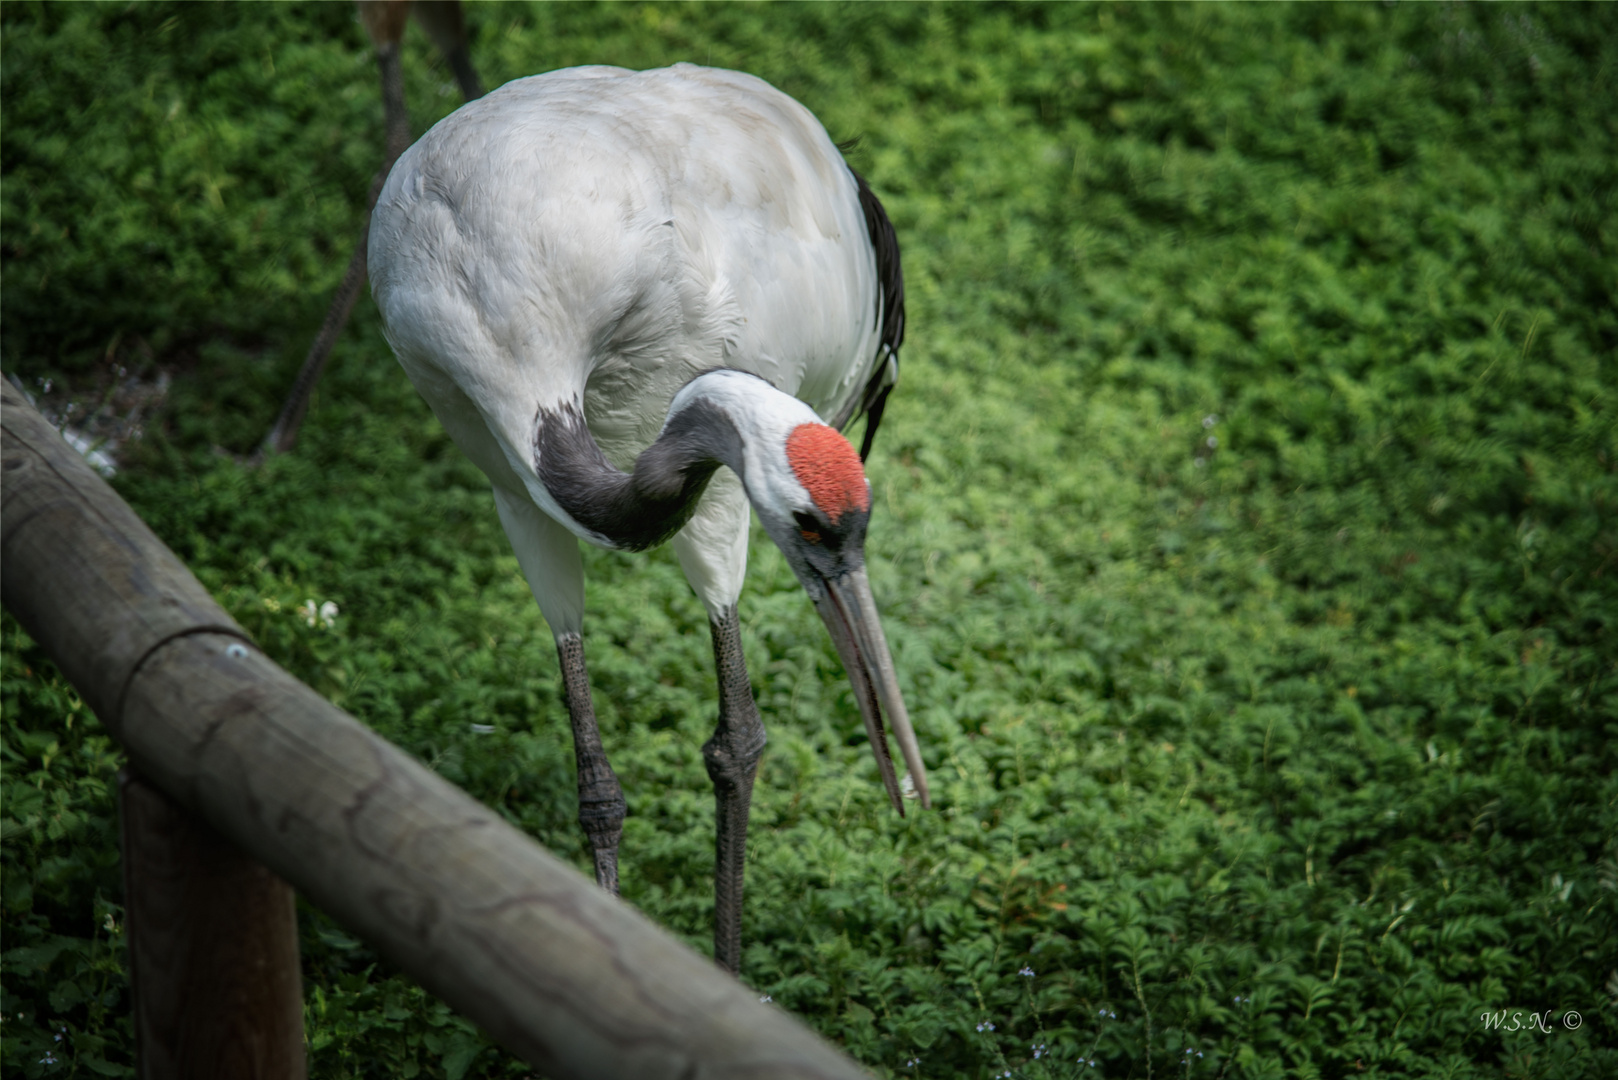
[752, 418, 929, 814]
[662, 369, 928, 812]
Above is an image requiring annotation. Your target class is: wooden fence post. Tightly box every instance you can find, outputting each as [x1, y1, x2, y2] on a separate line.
[4, 369, 872, 1079]
[119, 769, 305, 1080]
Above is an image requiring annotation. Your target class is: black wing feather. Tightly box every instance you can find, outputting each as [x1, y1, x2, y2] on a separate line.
[847, 168, 904, 461]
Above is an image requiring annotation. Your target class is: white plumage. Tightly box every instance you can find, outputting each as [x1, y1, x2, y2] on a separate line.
[368, 63, 923, 974]
[373, 65, 878, 609]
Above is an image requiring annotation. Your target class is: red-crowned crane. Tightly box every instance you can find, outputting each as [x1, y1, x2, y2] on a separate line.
[366, 63, 929, 974]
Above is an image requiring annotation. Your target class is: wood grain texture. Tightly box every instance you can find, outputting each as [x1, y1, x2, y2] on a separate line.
[1, 381, 250, 721]
[1, 383, 871, 1079]
[120, 770, 304, 1080]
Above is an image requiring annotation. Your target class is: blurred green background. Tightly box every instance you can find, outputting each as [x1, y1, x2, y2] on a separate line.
[3, 2, 1615, 1078]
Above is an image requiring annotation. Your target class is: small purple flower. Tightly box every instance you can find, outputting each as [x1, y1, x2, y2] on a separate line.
[976, 1020, 997, 1032]
[1019, 965, 1036, 977]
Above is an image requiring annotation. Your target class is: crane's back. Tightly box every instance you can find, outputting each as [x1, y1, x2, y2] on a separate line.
[369, 64, 882, 475]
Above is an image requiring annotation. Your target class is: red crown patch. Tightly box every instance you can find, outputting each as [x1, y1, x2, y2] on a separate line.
[786, 423, 870, 523]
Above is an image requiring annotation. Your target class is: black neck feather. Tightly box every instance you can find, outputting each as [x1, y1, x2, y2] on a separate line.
[533, 398, 742, 551]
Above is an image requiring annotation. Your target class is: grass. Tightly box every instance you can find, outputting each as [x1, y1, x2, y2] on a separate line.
[3, 2, 1616, 1078]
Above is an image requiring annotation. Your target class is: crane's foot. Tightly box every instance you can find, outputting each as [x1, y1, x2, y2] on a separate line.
[703, 606, 767, 975]
[557, 633, 626, 897]
[588, 840, 621, 895]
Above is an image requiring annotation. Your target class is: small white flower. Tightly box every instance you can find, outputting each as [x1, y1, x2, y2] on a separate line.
[299, 598, 340, 628]
[1206, 435, 1218, 449]
[976, 1020, 996, 1032]
[1203, 414, 1218, 428]
[759, 994, 772, 1003]
[1019, 966, 1035, 977]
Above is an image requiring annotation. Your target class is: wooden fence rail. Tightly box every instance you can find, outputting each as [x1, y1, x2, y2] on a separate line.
[1, 381, 868, 1080]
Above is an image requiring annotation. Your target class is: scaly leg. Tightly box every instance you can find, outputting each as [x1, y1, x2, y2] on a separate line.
[701, 605, 768, 975]
[557, 633, 626, 894]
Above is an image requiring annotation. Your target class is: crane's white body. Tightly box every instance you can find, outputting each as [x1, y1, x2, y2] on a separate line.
[369, 64, 886, 634]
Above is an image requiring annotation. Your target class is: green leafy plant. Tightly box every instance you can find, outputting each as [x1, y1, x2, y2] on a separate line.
[3, 3, 1614, 1078]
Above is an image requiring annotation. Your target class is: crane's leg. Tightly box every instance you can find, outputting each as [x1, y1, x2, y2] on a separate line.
[557, 633, 627, 894]
[703, 605, 767, 975]
[669, 473, 760, 972]
[492, 486, 625, 894]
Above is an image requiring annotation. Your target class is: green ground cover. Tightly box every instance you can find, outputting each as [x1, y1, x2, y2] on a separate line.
[3, 2, 1615, 1077]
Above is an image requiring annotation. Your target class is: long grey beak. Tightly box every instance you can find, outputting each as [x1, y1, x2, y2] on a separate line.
[813, 566, 930, 814]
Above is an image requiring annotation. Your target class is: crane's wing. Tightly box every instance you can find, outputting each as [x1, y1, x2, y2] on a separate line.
[837, 169, 904, 462]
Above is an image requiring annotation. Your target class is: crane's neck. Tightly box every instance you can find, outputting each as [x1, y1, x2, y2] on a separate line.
[533, 370, 802, 552]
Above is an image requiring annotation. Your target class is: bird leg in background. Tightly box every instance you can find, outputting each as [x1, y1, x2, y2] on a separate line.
[260, 3, 411, 458]
[358, 1, 416, 163]
[260, 0, 483, 457]
[557, 633, 627, 894]
[702, 605, 768, 976]
[410, 0, 485, 101]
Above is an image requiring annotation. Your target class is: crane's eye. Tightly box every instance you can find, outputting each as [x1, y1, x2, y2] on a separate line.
[794, 511, 822, 544]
